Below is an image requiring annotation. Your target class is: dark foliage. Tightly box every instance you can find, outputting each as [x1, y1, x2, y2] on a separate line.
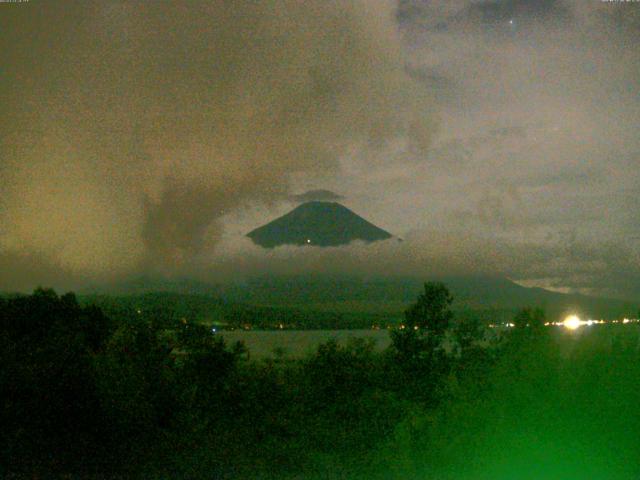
[388, 282, 456, 405]
[513, 306, 546, 331]
[4, 286, 628, 479]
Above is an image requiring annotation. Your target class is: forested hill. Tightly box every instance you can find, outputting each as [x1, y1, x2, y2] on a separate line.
[78, 292, 394, 330]
[216, 275, 637, 321]
[56, 274, 638, 326]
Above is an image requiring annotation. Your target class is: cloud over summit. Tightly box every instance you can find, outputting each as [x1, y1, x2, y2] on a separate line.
[0, 0, 435, 286]
[1, 0, 638, 298]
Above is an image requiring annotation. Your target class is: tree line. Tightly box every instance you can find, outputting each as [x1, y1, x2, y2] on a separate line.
[2, 283, 637, 479]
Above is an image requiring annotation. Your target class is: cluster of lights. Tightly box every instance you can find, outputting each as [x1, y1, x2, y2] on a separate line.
[556, 315, 639, 330]
[397, 325, 421, 330]
[562, 315, 583, 330]
[488, 316, 640, 330]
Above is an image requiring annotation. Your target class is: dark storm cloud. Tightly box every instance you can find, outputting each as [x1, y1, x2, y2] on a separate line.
[464, 0, 571, 24]
[0, 0, 436, 288]
[399, 0, 571, 30]
[427, 125, 527, 170]
[343, 0, 640, 296]
[197, 227, 635, 299]
[0, 251, 83, 294]
[351, 0, 640, 297]
[475, 183, 523, 230]
[1, 0, 638, 299]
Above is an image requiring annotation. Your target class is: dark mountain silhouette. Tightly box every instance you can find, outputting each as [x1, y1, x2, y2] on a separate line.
[72, 274, 638, 325]
[218, 274, 637, 320]
[247, 201, 393, 248]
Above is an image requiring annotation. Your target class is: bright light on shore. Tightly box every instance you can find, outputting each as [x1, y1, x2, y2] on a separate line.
[563, 315, 583, 330]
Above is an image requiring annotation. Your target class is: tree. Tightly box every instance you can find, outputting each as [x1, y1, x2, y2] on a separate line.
[405, 282, 453, 337]
[389, 282, 455, 405]
[1, 289, 109, 475]
[391, 282, 454, 364]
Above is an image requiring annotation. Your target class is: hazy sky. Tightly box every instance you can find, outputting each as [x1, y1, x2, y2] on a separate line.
[1, 1, 638, 298]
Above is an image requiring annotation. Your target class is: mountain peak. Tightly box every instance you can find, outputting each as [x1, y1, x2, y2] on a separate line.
[247, 201, 392, 248]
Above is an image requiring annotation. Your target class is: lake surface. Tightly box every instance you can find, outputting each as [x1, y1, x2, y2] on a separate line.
[218, 329, 392, 358]
[219, 323, 640, 358]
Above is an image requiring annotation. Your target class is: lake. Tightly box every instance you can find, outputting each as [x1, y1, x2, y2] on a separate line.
[218, 329, 392, 358]
[219, 323, 640, 358]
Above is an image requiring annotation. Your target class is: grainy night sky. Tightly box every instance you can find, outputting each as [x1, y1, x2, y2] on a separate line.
[1, 1, 638, 298]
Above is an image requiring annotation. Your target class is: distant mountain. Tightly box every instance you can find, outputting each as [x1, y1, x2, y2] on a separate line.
[78, 290, 388, 330]
[247, 201, 393, 248]
[78, 273, 637, 325]
[219, 275, 638, 322]
[78, 274, 638, 325]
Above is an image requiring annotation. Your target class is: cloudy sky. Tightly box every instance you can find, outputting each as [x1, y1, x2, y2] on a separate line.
[1, 0, 639, 298]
